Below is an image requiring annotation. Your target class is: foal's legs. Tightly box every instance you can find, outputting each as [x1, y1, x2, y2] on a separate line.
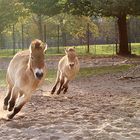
[56, 75, 64, 95]
[51, 70, 60, 94]
[3, 85, 12, 110]
[51, 79, 59, 94]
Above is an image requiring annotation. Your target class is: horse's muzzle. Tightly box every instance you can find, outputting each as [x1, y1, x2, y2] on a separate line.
[35, 72, 43, 79]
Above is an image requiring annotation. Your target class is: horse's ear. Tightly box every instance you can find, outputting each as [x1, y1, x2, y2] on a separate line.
[29, 44, 35, 52]
[30, 39, 40, 52]
[44, 43, 48, 53]
[65, 48, 68, 54]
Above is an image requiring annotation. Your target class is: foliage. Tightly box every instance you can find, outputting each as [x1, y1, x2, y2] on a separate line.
[96, 17, 116, 43]
[65, 0, 140, 55]
[0, 0, 29, 32]
[65, 0, 140, 17]
[46, 13, 98, 39]
[21, 0, 65, 16]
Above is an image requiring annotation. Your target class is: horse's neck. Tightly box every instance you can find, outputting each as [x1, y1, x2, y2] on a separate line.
[26, 61, 35, 80]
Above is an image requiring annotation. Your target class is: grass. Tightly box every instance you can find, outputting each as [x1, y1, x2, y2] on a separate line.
[0, 64, 133, 88]
[131, 43, 140, 55]
[0, 43, 140, 58]
[74, 44, 116, 55]
[77, 65, 132, 78]
[0, 70, 7, 87]
[45, 69, 57, 83]
[0, 49, 21, 58]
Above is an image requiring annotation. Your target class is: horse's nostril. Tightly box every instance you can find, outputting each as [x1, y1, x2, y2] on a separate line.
[36, 72, 43, 79]
[70, 64, 74, 67]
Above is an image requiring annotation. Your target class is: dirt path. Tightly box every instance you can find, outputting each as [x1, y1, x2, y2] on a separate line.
[0, 56, 139, 70]
[0, 73, 140, 140]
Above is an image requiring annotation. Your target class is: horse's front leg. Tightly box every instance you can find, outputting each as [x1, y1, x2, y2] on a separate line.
[8, 86, 19, 111]
[51, 79, 59, 94]
[62, 80, 69, 94]
[7, 93, 31, 119]
[3, 85, 12, 110]
[51, 70, 60, 94]
[56, 77, 64, 95]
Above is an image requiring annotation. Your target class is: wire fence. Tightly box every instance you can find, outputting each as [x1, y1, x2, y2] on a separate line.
[0, 21, 140, 88]
[0, 23, 140, 56]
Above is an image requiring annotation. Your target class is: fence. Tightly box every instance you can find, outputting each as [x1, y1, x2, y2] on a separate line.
[1, 17, 140, 55]
[1, 19, 140, 87]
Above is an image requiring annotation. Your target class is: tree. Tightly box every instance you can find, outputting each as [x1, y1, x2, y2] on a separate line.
[21, 0, 65, 40]
[21, 0, 64, 16]
[129, 17, 140, 43]
[97, 17, 116, 44]
[46, 13, 98, 47]
[0, 0, 29, 47]
[65, 0, 140, 55]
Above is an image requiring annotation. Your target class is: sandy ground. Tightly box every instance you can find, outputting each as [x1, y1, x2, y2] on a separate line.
[1, 56, 140, 70]
[0, 56, 140, 140]
[0, 73, 140, 140]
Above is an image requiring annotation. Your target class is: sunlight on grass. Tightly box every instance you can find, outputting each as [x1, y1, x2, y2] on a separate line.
[0, 43, 140, 58]
[77, 65, 132, 78]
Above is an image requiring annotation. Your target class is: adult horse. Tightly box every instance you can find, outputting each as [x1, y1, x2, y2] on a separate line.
[3, 39, 47, 119]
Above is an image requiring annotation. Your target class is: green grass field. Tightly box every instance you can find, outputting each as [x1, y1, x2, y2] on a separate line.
[0, 65, 132, 88]
[0, 43, 140, 58]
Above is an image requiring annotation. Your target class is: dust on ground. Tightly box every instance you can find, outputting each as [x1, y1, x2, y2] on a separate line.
[0, 56, 140, 140]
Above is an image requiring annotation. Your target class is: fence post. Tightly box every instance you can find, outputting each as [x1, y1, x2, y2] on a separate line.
[13, 25, 15, 55]
[57, 24, 60, 53]
[21, 24, 24, 50]
[115, 18, 119, 54]
[87, 23, 90, 53]
[127, 20, 131, 54]
[44, 24, 46, 43]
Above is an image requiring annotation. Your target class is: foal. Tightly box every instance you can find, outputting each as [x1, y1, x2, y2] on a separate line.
[3, 39, 47, 119]
[51, 47, 80, 95]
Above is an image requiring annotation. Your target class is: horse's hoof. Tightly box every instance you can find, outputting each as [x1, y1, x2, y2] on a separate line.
[7, 113, 14, 120]
[51, 91, 54, 94]
[3, 105, 7, 110]
[8, 107, 14, 112]
[56, 91, 60, 95]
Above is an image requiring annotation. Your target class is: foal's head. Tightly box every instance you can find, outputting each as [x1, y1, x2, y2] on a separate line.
[29, 39, 47, 80]
[65, 47, 77, 69]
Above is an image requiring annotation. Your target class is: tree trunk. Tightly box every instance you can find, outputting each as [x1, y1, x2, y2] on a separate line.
[38, 15, 43, 41]
[32, 15, 43, 40]
[117, 14, 131, 55]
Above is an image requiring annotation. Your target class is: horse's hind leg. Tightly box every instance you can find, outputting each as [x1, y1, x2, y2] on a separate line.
[3, 85, 12, 110]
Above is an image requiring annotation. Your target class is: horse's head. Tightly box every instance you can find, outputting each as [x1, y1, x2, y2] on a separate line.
[65, 47, 77, 69]
[29, 39, 47, 80]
